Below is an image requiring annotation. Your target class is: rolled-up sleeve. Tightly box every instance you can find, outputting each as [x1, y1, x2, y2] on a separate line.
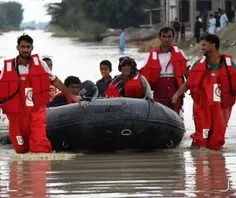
[40, 60, 57, 83]
[140, 75, 153, 99]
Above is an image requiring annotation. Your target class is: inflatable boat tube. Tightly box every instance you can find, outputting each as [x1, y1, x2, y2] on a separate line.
[47, 97, 185, 152]
[0, 80, 185, 152]
[0, 80, 99, 146]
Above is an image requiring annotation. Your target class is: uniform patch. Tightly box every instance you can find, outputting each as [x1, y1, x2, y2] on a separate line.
[225, 57, 232, 66]
[213, 84, 221, 102]
[16, 136, 24, 145]
[25, 87, 34, 106]
[33, 57, 40, 65]
[203, 129, 209, 139]
[7, 62, 12, 72]
[152, 52, 158, 60]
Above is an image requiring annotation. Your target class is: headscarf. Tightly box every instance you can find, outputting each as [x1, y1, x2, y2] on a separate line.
[112, 56, 139, 96]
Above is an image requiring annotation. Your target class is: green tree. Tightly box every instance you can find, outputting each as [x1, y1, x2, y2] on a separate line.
[46, 0, 160, 40]
[0, 2, 23, 30]
[0, 5, 8, 29]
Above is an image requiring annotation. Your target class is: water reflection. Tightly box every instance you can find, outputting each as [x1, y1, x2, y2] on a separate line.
[0, 30, 236, 198]
[185, 150, 236, 197]
[47, 152, 186, 197]
[8, 160, 50, 197]
[0, 150, 235, 197]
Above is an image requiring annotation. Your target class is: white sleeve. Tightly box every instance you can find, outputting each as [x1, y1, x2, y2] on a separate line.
[179, 49, 191, 68]
[40, 60, 57, 82]
[140, 75, 153, 99]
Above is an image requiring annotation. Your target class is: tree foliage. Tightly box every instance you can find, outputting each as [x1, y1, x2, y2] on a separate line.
[0, 2, 23, 30]
[46, 0, 160, 40]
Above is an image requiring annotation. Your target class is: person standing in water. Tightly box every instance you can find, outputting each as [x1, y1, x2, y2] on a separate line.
[172, 34, 236, 151]
[140, 27, 190, 119]
[0, 34, 82, 154]
[119, 28, 126, 53]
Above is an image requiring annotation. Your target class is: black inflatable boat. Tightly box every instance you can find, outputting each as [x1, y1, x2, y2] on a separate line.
[47, 97, 185, 152]
[0, 80, 185, 152]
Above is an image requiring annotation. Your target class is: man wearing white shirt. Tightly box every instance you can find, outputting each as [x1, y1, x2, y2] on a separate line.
[140, 27, 190, 119]
[0, 34, 81, 154]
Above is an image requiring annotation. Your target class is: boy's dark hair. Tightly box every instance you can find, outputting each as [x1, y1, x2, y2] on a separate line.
[200, 34, 220, 50]
[64, 76, 81, 87]
[159, 27, 175, 37]
[17, 34, 33, 45]
[100, 60, 112, 71]
[42, 57, 52, 62]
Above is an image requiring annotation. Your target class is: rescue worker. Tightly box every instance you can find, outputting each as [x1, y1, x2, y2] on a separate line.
[140, 27, 190, 119]
[42, 57, 57, 101]
[0, 34, 82, 154]
[172, 34, 236, 150]
[106, 56, 153, 99]
[48, 76, 81, 107]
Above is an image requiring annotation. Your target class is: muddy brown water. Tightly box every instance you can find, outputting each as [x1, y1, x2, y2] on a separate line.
[0, 30, 236, 197]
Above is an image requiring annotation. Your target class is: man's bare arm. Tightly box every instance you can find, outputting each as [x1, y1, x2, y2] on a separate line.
[171, 80, 189, 103]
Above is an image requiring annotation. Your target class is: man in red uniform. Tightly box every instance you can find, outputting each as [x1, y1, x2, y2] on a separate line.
[172, 34, 236, 150]
[140, 27, 190, 119]
[0, 34, 82, 154]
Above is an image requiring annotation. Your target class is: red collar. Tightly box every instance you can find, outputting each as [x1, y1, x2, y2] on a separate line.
[16, 56, 31, 66]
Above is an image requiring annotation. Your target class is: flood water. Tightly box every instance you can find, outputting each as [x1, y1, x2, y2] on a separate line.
[0, 30, 236, 197]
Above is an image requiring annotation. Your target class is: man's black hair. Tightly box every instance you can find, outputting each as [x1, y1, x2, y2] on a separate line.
[64, 76, 81, 87]
[200, 34, 220, 50]
[159, 27, 175, 37]
[42, 57, 52, 62]
[17, 34, 33, 45]
[100, 60, 112, 71]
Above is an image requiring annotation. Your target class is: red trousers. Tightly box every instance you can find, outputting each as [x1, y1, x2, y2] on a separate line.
[7, 106, 51, 153]
[152, 77, 183, 116]
[191, 102, 232, 150]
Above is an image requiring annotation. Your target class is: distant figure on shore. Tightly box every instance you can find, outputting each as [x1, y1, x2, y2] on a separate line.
[119, 28, 126, 53]
[220, 10, 228, 29]
[208, 14, 216, 34]
[214, 11, 221, 33]
[194, 17, 202, 43]
[173, 18, 180, 43]
[180, 21, 185, 42]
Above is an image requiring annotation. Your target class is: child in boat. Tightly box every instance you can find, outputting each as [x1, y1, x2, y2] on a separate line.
[96, 60, 113, 97]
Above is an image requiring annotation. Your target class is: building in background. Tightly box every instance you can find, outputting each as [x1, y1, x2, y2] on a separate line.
[162, 0, 235, 32]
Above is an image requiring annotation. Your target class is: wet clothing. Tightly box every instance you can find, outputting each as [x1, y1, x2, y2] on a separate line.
[96, 76, 112, 97]
[140, 46, 190, 118]
[188, 55, 236, 150]
[0, 55, 56, 153]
